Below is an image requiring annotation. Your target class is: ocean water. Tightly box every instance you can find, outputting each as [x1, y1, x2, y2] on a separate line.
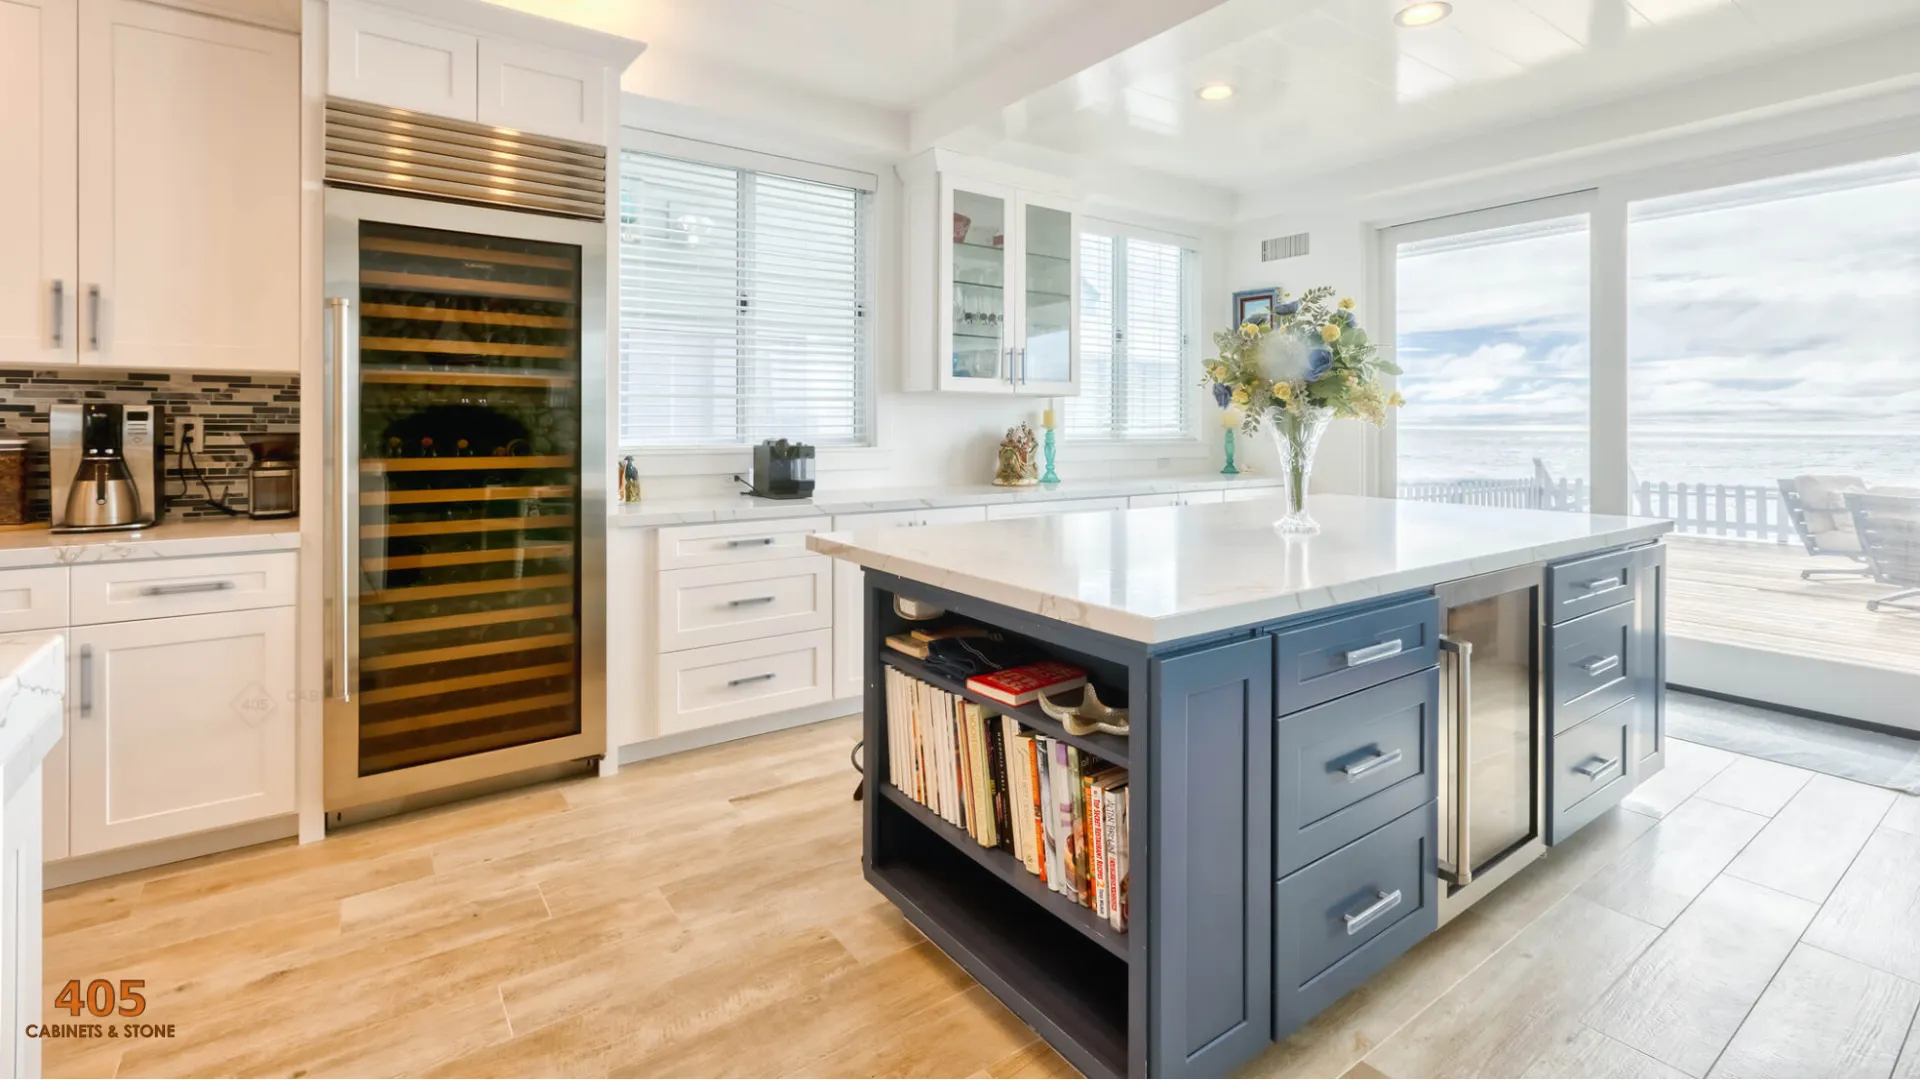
[1398, 426, 1920, 490]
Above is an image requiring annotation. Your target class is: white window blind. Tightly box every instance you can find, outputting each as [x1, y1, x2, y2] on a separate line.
[1067, 232, 1194, 441]
[618, 151, 870, 448]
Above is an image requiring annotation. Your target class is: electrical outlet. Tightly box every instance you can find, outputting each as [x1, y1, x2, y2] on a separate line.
[173, 417, 202, 452]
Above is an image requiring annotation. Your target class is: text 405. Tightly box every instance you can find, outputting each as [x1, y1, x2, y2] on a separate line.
[53, 980, 145, 1017]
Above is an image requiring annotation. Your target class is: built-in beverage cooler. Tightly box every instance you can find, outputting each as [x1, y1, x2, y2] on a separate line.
[324, 157, 607, 814]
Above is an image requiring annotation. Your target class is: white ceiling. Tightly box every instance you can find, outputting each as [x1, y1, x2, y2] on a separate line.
[957, 0, 1920, 190]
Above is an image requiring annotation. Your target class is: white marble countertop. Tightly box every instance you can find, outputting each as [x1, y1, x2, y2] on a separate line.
[609, 474, 1285, 528]
[0, 517, 301, 570]
[808, 494, 1674, 644]
[0, 633, 63, 798]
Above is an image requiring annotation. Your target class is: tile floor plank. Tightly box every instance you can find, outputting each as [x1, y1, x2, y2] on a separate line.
[1584, 875, 1817, 1075]
[1897, 1007, 1920, 1079]
[1621, 740, 1738, 820]
[1709, 944, 1920, 1079]
[1691, 756, 1815, 817]
[1723, 774, 1896, 902]
[1885, 793, 1920, 838]
[1578, 796, 1770, 927]
[1804, 827, 1920, 984]
[1521, 1024, 1687, 1079]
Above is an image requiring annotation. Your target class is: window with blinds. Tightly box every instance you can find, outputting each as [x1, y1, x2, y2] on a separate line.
[618, 151, 871, 448]
[1066, 232, 1194, 442]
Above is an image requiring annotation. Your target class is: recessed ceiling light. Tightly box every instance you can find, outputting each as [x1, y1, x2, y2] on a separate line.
[1393, 1, 1452, 27]
[1197, 83, 1235, 101]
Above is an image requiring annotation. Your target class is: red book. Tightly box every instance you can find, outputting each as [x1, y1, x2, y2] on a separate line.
[966, 662, 1088, 707]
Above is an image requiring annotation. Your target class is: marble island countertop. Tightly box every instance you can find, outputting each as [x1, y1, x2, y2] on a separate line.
[808, 494, 1674, 644]
[0, 517, 301, 570]
[0, 634, 63, 797]
[608, 474, 1286, 528]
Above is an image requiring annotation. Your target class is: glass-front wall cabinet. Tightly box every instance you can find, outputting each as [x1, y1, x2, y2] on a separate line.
[938, 176, 1079, 395]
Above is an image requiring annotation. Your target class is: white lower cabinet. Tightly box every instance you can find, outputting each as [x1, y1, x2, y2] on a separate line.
[655, 629, 832, 736]
[2, 768, 44, 1080]
[67, 606, 295, 856]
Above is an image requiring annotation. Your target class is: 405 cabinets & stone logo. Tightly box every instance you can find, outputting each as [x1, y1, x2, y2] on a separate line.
[25, 980, 178, 1041]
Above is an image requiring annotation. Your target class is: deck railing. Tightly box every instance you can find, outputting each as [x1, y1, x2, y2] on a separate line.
[1400, 464, 1796, 544]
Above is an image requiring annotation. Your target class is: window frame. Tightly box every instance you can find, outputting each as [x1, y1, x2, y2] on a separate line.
[1065, 216, 1206, 454]
[616, 129, 884, 471]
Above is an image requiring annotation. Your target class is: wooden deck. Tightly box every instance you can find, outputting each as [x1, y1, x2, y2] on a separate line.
[1666, 535, 1920, 676]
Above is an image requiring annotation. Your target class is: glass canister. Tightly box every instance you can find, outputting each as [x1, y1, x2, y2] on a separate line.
[0, 437, 28, 527]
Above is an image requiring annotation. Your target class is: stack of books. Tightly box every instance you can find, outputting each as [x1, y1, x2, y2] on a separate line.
[884, 665, 1129, 932]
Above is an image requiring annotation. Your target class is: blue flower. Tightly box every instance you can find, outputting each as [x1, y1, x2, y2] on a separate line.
[1333, 308, 1354, 324]
[1307, 347, 1333, 379]
[1212, 382, 1233, 408]
[1273, 300, 1301, 317]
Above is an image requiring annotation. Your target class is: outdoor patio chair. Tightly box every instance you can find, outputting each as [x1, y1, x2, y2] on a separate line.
[1843, 490, 1920, 613]
[1778, 475, 1871, 580]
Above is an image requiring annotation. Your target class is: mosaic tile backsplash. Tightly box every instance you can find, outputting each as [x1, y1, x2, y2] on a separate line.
[0, 369, 299, 521]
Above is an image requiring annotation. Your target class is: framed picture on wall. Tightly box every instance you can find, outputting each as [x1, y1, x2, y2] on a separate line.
[1233, 287, 1279, 326]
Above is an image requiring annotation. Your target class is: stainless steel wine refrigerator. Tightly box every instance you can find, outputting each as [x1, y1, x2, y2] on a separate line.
[321, 103, 608, 815]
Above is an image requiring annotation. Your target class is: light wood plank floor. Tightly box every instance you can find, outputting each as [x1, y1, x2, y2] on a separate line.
[1666, 535, 1920, 676]
[40, 720, 1920, 1079]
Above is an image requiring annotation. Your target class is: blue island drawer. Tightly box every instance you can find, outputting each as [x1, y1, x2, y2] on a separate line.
[1549, 698, 1633, 844]
[1548, 547, 1637, 624]
[1275, 667, 1438, 876]
[1274, 801, 1437, 1040]
[1272, 595, 1439, 715]
[1549, 600, 1637, 734]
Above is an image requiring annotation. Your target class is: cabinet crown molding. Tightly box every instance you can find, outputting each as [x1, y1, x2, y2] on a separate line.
[897, 148, 1079, 200]
[331, 0, 644, 68]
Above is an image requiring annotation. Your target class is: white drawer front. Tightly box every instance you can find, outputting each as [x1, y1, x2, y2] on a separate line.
[1222, 485, 1283, 502]
[985, 496, 1130, 520]
[657, 517, 830, 570]
[70, 552, 296, 625]
[0, 567, 68, 633]
[657, 630, 833, 735]
[1129, 493, 1180, 508]
[658, 556, 832, 653]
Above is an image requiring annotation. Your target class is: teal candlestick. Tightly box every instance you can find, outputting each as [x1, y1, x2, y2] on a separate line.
[1041, 428, 1060, 483]
[1221, 427, 1240, 475]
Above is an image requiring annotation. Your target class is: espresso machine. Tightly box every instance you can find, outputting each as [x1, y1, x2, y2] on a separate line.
[50, 403, 166, 532]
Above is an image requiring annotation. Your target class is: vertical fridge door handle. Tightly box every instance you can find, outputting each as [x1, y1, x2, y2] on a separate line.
[328, 296, 356, 703]
[1439, 634, 1473, 885]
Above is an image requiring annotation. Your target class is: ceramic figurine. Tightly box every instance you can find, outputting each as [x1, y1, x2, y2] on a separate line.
[618, 455, 641, 503]
[1036, 685, 1131, 737]
[992, 423, 1040, 486]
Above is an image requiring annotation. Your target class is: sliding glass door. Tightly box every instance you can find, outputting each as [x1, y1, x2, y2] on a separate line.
[1383, 196, 1592, 513]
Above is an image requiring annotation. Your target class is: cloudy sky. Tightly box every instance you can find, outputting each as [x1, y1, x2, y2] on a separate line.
[1392, 152, 1920, 485]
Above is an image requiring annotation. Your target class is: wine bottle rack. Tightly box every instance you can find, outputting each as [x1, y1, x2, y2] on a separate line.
[352, 218, 586, 777]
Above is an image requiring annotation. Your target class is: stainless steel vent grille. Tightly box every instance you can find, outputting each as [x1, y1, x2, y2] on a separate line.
[1261, 232, 1310, 261]
[324, 98, 607, 221]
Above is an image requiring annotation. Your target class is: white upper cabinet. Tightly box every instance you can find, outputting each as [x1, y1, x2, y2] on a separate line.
[905, 152, 1081, 396]
[327, 1, 477, 119]
[79, 0, 298, 372]
[0, 0, 76, 367]
[477, 38, 605, 144]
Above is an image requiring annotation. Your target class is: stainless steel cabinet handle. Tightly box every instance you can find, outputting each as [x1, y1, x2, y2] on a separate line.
[328, 296, 356, 703]
[79, 644, 94, 718]
[1342, 889, 1404, 935]
[1343, 639, 1404, 668]
[727, 596, 776, 608]
[86, 284, 101, 350]
[139, 580, 235, 597]
[1574, 576, 1623, 597]
[1579, 654, 1620, 677]
[1341, 747, 1404, 780]
[1576, 755, 1621, 779]
[1439, 634, 1473, 886]
[726, 537, 775, 548]
[1016, 346, 1027, 385]
[50, 280, 64, 348]
[727, 672, 777, 688]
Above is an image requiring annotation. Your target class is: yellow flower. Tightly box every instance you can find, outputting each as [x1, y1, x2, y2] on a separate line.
[1239, 321, 1260, 337]
[1320, 323, 1341, 343]
[1271, 381, 1292, 402]
[1210, 364, 1228, 381]
[1231, 387, 1249, 405]
[1388, 391, 1405, 407]
[1339, 296, 1356, 310]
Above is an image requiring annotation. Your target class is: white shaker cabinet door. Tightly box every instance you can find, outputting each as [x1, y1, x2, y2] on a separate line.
[68, 607, 296, 856]
[77, 0, 299, 371]
[0, 0, 76, 366]
[477, 38, 605, 144]
[326, 0, 477, 119]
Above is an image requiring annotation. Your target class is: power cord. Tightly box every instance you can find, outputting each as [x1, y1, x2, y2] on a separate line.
[178, 431, 243, 516]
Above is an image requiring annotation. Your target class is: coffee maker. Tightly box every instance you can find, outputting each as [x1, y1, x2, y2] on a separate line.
[50, 403, 166, 532]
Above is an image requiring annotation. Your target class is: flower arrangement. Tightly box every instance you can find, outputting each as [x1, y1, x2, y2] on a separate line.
[1203, 286, 1403, 532]
[1203, 286, 1403, 433]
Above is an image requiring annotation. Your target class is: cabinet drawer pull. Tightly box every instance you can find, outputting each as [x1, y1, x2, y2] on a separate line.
[79, 644, 94, 718]
[50, 280, 64, 348]
[1342, 889, 1403, 935]
[1573, 577, 1623, 598]
[727, 672, 777, 688]
[725, 537, 776, 549]
[727, 595, 777, 608]
[1575, 754, 1621, 779]
[1340, 747, 1404, 781]
[1578, 654, 1619, 677]
[139, 580, 236, 598]
[1342, 639, 1404, 667]
[87, 284, 101, 350]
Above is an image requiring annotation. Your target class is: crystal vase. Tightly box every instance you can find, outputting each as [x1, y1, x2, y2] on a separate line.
[1266, 406, 1334, 534]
